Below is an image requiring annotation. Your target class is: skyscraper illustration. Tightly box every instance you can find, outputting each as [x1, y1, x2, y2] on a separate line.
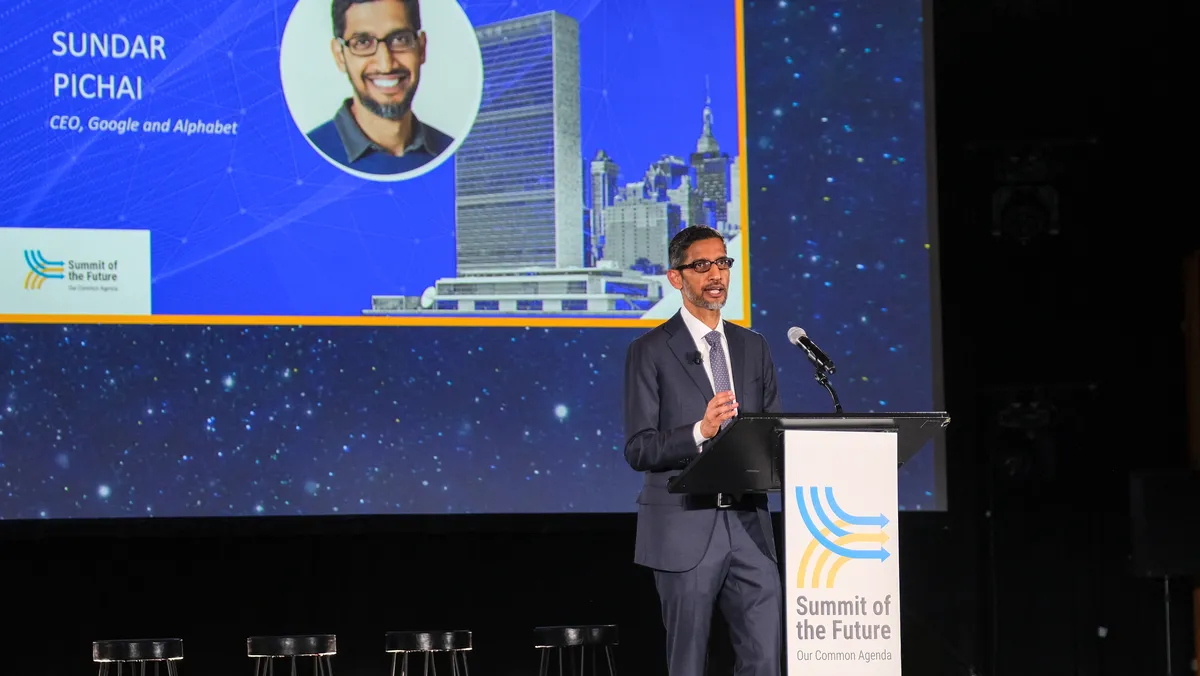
[690, 81, 731, 229]
[363, 14, 742, 318]
[455, 12, 583, 272]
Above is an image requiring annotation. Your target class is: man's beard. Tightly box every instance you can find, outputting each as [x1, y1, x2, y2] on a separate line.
[684, 284, 726, 311]
[352, 75, 418, 121]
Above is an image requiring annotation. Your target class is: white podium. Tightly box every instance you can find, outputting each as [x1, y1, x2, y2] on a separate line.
[668, 412, 950, 676]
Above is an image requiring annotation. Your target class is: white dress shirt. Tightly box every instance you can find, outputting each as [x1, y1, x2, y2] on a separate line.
[679, 306, 736, 449]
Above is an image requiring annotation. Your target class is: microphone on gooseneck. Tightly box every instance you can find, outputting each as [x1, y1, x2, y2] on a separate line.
[786, 326, 836, 375]
[787, 325, 843, 414]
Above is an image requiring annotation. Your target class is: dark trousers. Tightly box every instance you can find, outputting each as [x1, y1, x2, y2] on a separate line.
[653, 509, 782, 676]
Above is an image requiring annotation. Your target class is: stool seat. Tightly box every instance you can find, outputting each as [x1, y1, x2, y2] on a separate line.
[533, 625, 618, 648]
[534, 625, 618, 676]
[386, 630, 471, 676]
[386, 631, 472, 652]
[93, 639, 184, 662]
[247, 635, 337, 657]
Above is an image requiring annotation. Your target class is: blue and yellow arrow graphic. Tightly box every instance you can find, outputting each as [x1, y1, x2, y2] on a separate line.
[23, 250, 64, 290]
[795, 486, 891, 589]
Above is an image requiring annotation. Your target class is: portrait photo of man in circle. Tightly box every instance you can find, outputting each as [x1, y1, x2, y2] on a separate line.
[307, 0, 454, 176]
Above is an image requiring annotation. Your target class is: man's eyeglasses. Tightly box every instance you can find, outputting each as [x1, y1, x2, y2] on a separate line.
[674, 257, 735, 273]
[338, 30, 420, 57]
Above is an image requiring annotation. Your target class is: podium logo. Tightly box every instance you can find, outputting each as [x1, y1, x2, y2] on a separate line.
[23, 250, 64, 290]
[795, 486, 890, 589]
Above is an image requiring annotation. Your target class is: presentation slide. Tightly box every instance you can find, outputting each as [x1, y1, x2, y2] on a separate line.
[0, 0, 941, 519]
[0, 0, 749, 325]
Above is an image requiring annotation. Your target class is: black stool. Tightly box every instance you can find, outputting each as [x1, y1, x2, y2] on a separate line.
[533, 625, 617, 676]
[92, 639, 183, 676]
[247, 635, 336, 676]
[385, 631, 471, 676]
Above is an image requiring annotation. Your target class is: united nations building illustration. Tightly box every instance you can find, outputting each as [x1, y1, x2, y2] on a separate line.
[364, 11, 742, 318]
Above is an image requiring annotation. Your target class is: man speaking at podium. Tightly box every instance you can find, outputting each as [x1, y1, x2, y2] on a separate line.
[623, 226, 782, 676]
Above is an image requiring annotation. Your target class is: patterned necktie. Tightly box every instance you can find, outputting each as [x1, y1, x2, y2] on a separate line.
[705, 330, 734, 429]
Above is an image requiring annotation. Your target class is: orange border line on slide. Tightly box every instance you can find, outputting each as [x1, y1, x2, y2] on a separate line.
[734, 0, 752, 327]
[4, 2, 753, 331]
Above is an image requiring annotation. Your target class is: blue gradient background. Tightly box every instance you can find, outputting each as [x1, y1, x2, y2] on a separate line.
[0, 0, 740, 315]
[0, 0, 938, 518]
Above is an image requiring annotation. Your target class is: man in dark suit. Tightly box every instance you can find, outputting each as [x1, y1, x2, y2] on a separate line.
[623, 225, 782, 676]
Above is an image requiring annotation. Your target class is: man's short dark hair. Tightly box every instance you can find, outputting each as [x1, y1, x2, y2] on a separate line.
[332, 0, 421, 38]
[668, 226, 725, 270]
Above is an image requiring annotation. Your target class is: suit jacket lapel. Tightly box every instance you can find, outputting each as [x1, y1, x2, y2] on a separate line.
[727, 322, 747, 399]
[665, 312, 715, 401]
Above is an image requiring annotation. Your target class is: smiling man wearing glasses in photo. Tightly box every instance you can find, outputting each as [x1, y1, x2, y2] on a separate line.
[308, 0, 454, 175]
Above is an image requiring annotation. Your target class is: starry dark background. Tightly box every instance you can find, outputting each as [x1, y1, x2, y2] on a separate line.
[0, 0, 937, 519]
